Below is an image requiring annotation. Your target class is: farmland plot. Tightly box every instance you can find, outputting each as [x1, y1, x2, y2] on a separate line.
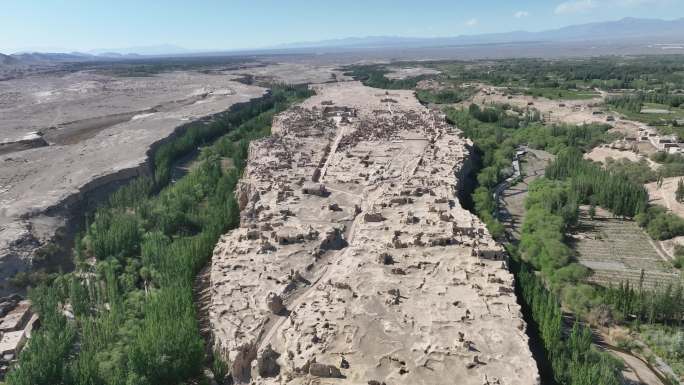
[571, 208, 681, 289]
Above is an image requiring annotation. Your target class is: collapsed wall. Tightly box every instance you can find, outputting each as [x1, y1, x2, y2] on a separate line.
[209, 82, 539, 385]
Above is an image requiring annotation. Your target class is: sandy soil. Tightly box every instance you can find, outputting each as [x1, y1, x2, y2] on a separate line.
[0, 61, 343, 146]
[0, 71, 257, 142]
[473, 87, 607, 125]
[646, 177, 684, 220]
[225, 62, 350, 85]
[585, 146, 641, 163]
[645, 177, 684, 260]
[660, 235, 684, 260]
[584, 146, 661, 170]
[608, 119, 660, 158]
[385, 66, 441, 79]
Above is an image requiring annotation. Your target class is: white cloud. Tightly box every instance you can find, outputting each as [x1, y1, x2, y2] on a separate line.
[514, 11, 530, 18]
[614, 0, 671, 6]
[553, 0, 672, 13]
[465, 18, 479, 27]
[554, 0, 597, 14]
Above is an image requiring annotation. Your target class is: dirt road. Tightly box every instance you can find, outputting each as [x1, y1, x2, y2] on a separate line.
[609, 349, 666, 385]
[497, 149, 553, 238]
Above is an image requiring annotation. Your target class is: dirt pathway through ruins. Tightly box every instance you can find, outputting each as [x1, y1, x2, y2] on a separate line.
[256, 117, 371, 352]
[319, 125, 348, 181]
[256, 214, 361, 354]
[255, 115, 392, 354]
[257, 264, 331, 353]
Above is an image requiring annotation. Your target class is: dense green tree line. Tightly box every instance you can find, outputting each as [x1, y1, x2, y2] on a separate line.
[444, 104, 612, 238]
[602, 155, 684, 187]
[437, 56, 684, 91]
[446, 104, 540, 237]
[519, 175, 683, 316]
[448, 103, 617, 315]
[545, 148, 684, 240]
[560, 154, 684, 240]
[607, 92, 684, 113]
[345, 64, 474, 104]
[348, 56, 684, 96]
[603, 158, 656, 184]
[415, 88, 470, 104]
[6, 84, 312, 385]
[604, 280, 684, 325]
[520, 179, 580, 278]
[152, 86, 311, 186]
[515, 261, 623, 385]
[542, 149, 684, 240]
[515, 177, 609, 316]
[650, 152, 684, 180]
[635, 205, 684, 240]
[546, 148, 647, 218]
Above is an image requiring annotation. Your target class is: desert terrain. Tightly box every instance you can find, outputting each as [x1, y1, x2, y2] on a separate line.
[0, 58, 360, 293]
[3, 3, 684, 383]
[2, 51, 683, 384]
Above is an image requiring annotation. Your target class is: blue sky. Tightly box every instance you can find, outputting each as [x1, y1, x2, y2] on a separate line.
[1, 0, 682, 53]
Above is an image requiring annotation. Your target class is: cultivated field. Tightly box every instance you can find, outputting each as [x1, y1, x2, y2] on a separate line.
[571, 207, 681, 289]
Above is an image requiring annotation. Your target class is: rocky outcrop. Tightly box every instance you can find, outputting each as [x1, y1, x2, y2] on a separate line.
[309, 363, 343, 378]
[0, 133, 48, 156]
[257, 344, 281, 378]
[265, 292, 285, 315]
[209, 82, 539, 385]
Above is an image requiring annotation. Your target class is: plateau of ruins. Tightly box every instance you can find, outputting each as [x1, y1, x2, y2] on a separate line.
[208, 82, 539, 384]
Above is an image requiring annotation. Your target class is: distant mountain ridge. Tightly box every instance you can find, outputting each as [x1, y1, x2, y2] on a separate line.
[11, 52, 97, 63]
[0, 53, 19, 65]
[87, 44, 193, 56]
[276, 17, 684, 49]
[2, 17, 683, 66]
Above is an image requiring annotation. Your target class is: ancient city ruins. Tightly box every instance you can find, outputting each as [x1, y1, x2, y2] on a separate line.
[208, 82, 539, 385]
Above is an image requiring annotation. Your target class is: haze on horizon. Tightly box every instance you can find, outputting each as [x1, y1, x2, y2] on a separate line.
[1, 0, 683, 54]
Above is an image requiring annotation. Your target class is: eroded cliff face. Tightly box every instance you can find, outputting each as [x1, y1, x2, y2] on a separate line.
[209, 82, 539, 385]
[0, 78, 266, 293]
